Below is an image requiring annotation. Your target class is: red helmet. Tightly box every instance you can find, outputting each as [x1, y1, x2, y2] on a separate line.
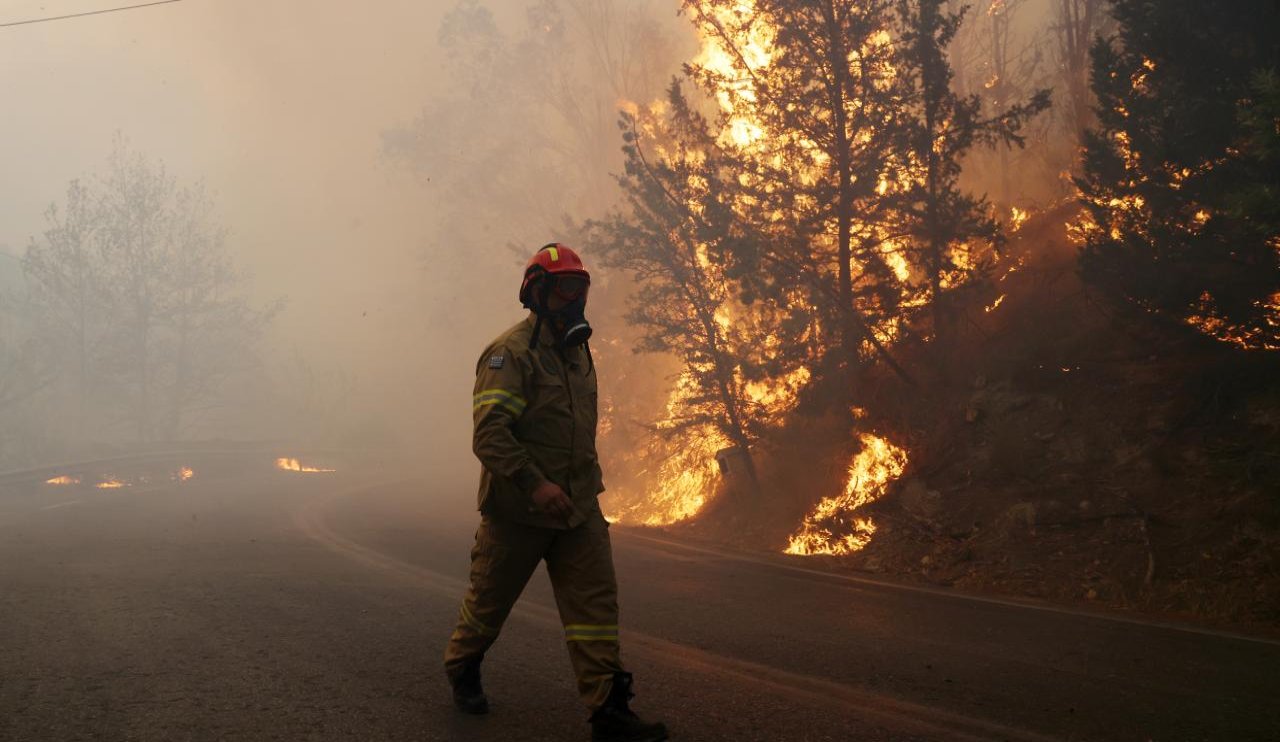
[519, 243, 591, 308]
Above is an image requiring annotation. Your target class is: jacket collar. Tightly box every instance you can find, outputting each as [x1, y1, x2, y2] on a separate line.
[525, 312, 559, 349]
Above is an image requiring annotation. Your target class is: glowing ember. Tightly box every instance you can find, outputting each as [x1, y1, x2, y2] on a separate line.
[784, 434, 908, 556]
[275, 457, 335, 473]
[95, 479, 127, 489]
[45, 475, 80, 486]
[175, 467, 194, 482]
[1184, 290, 1280, 351]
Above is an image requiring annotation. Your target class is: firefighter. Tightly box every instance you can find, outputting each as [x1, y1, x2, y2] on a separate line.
[445, 244, 668, 742]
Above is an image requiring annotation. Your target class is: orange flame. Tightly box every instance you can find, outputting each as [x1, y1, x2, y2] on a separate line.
[95, 479, 127, 489]
[784, 434, 908, 555]
[45, 475, 80, 486]
[275, 457, 335, 473]
[175, 467, 194, 482]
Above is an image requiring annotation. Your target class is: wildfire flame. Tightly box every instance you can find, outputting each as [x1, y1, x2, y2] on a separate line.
[1185, 290, 1280, 352]
[95, 479, 127, 489]
[784, 434, 908, 555]
[1010, 206, 1029, 232]
[175, 467, 194, 482]
[45, 475, 80, 485]
[275, 457, 335, 473]
[612, 2, 918, 525]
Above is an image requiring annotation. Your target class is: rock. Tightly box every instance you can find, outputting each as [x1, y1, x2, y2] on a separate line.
[1002, 502, 1038, 530]
[900, 479, 942, 517]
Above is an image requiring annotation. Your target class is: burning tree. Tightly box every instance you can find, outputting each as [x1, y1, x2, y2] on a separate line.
[681, 0, 913, 382]
[594, 84, 813, 511]
[1074, 0, 1280, 349]
[888, 0, 1049, 351]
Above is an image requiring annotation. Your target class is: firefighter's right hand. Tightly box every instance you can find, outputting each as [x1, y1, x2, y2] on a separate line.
[531, 481, 573, 520]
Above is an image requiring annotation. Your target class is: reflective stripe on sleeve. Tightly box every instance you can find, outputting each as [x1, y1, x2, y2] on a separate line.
[564, 624, 619, 642]
[473, 389, 527, 416]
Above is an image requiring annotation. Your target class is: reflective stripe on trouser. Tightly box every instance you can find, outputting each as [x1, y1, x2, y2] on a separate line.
[444, 510, 625, 709]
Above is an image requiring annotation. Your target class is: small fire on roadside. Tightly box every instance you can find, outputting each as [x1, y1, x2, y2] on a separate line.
[275, 457, 335, 473]
[45, 475, 80, 486]
[784, 434, 908, 556]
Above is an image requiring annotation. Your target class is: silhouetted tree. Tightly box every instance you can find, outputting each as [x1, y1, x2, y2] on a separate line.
[23, 137, 279, 442]
[1075, 0, 1280, 348]
[593, 84, 811, 490]
[1051, 0, 1112, 145]
[890, 0, 1049, 349]
[682, 0, 914, 384]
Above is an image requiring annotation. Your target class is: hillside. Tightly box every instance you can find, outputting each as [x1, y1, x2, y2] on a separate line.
[671, 206, 1280, 630]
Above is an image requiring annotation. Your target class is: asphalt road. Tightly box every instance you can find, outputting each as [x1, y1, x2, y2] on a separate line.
[1, 454, 1277, 742]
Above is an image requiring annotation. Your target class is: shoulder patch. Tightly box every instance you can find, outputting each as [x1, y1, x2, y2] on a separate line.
[488, 354, 505, 369]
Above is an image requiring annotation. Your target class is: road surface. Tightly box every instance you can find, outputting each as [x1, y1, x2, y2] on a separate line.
[1, 454, 1277, 741]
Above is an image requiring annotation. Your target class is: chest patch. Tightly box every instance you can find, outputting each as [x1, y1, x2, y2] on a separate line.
[488, 355, 505, 369]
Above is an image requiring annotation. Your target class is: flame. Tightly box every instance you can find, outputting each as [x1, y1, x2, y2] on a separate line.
[1070, 52, 1276, 350]
[275, 457, 335, 473]
[985, 294, 1007, 313]
[608, 2, 919, 524]
[95, 479, 127, 489]
[1184, 290, 1280, 351]
[45, 475, 80, 485]
[784, 433, 908, 555]
[175, 467, 194, 482]
[1010, 206, 1028, 232]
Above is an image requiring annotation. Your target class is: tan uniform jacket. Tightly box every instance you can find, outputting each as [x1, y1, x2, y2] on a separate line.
[472, 315, 604, 529]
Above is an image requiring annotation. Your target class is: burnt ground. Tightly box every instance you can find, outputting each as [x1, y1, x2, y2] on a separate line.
[669, 206, 1280, 633]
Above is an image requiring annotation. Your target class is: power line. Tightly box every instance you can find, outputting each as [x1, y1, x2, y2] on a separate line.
[0, 0, 184, 29]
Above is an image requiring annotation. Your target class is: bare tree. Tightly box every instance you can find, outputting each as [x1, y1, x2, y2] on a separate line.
[23, 136, 278, 443]
[1052, 0, 1112, 144]
[21, 180, 109, 436]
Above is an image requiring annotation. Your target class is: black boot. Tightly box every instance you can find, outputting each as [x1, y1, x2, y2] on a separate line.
[446, 658, 489, 715]
[589, 672, 668, 742]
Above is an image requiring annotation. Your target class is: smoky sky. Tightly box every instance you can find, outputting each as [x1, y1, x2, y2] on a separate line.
[0, 0, 546, 485]
[1, 0, 1059, 486]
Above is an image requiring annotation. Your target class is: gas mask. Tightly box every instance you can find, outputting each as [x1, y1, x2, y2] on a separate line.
[526, 271, 592, 349]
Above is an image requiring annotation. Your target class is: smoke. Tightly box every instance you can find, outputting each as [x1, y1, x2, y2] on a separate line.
[0, 0, 693, 492]
[0, 0, 1070, 494]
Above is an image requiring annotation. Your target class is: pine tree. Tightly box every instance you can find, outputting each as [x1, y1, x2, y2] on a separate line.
[592, 83, 814, 492]
[681, 0, 914, 384]
[1075, 0, 1280, 349]
[889, 0, 1049, 351]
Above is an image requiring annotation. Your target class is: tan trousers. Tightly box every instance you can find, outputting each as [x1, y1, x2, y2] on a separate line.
[444, 509, 625, 709]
